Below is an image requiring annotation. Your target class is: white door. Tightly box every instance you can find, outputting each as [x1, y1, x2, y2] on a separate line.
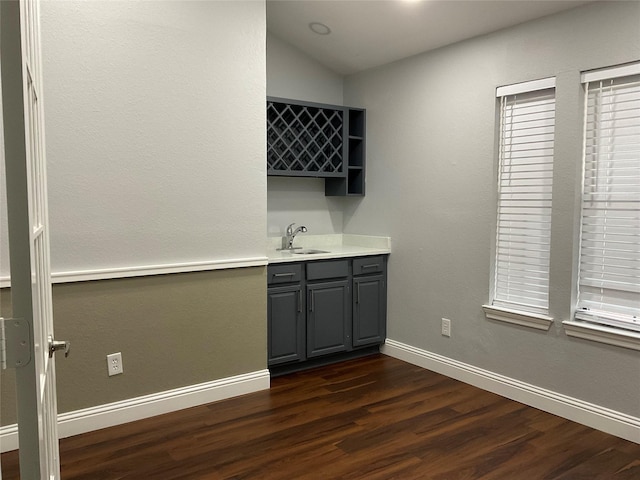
[1, 0, 64, 478]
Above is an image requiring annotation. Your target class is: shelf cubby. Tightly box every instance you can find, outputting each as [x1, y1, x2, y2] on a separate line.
[328, 107, 366, 196]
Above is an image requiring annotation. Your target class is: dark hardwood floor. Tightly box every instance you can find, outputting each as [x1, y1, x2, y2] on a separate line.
[2, 354, 639, 479]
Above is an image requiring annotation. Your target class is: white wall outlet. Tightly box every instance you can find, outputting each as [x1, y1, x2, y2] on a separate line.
[441, 318, 451, 337]
[107, 352, 123, 376]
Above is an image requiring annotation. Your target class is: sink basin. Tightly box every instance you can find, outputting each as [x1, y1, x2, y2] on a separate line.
[292, 249, 329, 255]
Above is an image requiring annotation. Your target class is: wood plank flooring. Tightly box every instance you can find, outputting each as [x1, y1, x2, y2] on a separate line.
[2, 354, 639, 479]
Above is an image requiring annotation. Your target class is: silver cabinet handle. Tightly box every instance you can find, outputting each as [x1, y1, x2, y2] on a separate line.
[361, 264, 379, 270]
[309, 290, 314, 312]
[356, 282, 360, 304]
[273, 272, 296, 278]
[298, 289, 302, 313]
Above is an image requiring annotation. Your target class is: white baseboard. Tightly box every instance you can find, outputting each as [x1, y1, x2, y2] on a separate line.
[0, 369, 270, 453]
[381, 339, 640, 444]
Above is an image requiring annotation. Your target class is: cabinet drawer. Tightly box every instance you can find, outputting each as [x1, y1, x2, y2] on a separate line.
[353, 256, 385, 275]
[306, 260, 349, 281]
[268, 264, 303, 285]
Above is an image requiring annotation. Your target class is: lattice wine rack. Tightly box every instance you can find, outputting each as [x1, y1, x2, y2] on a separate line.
[267, 97, 366, 196]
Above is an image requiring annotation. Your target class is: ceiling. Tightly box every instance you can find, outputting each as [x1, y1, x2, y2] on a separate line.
[266, 0, 592, 75]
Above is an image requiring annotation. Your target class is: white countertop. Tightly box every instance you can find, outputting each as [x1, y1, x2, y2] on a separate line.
[267, 234, 391, 264]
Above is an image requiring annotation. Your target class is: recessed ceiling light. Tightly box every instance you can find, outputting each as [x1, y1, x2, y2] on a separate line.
[309, 22, 331, 35]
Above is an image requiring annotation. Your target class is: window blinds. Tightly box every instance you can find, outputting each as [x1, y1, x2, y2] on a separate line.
[577, 67, 640, 332]
[493, 86, 556, 315]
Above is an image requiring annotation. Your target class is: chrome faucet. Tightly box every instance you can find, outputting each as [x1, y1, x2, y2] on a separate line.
[283, 223, 307, 250]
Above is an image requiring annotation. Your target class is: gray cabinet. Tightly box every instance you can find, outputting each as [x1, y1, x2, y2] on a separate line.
[267, 255, 387, 371]
[268, 285, 305, 365]
[353, 256, 387, 347]
[267, 264, 305, 366]
[353, 276, 386, 346]
[267, 97, 366, 196]
[306, 260, 351, 357]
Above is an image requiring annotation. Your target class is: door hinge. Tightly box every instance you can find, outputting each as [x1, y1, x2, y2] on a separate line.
[0, 317, 31, 369]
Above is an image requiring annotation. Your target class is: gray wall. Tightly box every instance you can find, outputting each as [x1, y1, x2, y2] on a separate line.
[343, 1, 640, 416]
[0, 289, 16, 425]
[266, 32, 351, 237]
[1, 268, 267, 425]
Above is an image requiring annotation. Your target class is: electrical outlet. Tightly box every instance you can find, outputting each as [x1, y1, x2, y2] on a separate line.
[441, 318, 451, 337]
[107, 352, 123, 376]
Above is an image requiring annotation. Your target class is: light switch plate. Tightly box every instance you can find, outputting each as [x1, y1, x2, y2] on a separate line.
[441, 318, 451, 337]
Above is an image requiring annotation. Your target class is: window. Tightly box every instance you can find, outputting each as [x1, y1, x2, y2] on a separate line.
[575, 63, 640, 333]
[484, 78, 556, 329]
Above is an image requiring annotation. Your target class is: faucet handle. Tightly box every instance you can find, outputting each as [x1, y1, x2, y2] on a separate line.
[286, 223, 295, 235]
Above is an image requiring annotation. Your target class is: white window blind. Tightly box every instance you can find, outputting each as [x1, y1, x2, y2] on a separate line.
[493, 86, 556, 315]
[577, 66, 640, 332]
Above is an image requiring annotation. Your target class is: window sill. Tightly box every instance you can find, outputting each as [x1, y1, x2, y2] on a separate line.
[482, 305, 553, 331]
[563, 320, 640, 351]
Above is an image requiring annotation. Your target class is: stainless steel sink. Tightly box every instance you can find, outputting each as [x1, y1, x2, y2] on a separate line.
[292, 249, 329, 255]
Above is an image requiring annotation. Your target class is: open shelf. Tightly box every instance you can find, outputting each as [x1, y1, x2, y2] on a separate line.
[348, 139, 364, 167]
[347, 168, 364, 195]
[342, 108, 366, 195]
[349, 109, 365, 138]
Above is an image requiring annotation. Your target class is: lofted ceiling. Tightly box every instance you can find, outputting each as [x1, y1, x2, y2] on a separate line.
[266, 0, 593, 75]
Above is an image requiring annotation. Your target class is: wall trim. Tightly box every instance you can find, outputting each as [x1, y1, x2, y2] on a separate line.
[381, 339, 640, 444]
[0, 369, 270, 453]
[563, 320, 640, 351]
[482, 304, 553, 331]
[0, 256, 269, 287]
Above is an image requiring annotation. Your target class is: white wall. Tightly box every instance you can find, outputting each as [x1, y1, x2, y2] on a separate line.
[344, 1, 640, 417]
[267, 33, 343, 105]
[8, 0, 267, 277]
[266, 32, 349, 237]
[1, 1, 269, 432]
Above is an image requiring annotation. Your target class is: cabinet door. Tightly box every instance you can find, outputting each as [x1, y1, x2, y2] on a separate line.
[307, 280, 350, 357]
[268, 285, 305, 366]
[353, 274, 386, 347]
